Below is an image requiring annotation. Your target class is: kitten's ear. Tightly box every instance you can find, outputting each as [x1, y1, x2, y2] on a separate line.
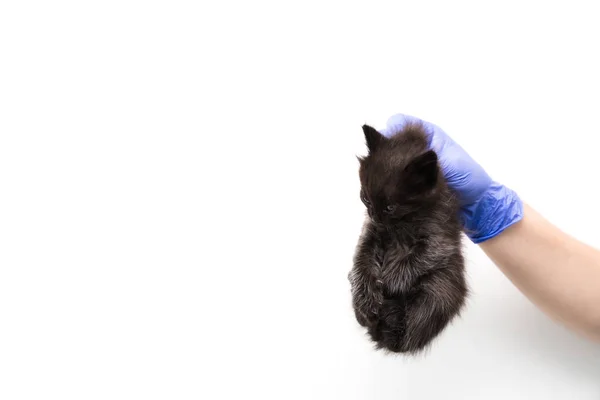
[362, 124, 386, 152]
[404, 150, 439, 191]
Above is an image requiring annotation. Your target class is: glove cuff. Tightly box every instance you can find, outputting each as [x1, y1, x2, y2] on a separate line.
[461, 182, 524, 244]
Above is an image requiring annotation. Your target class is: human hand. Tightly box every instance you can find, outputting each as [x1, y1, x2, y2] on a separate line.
[380, 113, 523, 243]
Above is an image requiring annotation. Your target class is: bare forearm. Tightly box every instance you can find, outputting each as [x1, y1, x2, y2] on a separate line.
[480, 204, 600, 341]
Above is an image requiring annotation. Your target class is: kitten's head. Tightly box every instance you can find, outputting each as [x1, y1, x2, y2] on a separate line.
[358, 123, 440, 225]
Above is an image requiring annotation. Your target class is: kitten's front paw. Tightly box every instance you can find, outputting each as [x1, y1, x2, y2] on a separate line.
[353, 290, 383, 327]
[349, 268, 384, 327]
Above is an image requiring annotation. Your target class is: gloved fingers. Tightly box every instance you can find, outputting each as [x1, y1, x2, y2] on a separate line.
[384, 113, 448, 154]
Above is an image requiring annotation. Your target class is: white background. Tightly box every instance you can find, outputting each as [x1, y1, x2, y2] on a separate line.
[1, 1, 600, 399]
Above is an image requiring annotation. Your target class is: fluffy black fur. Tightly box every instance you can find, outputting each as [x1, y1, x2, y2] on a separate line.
[348, 122, 467, 354]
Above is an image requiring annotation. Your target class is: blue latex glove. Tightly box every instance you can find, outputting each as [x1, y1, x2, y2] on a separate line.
[381, 113, 523, 243]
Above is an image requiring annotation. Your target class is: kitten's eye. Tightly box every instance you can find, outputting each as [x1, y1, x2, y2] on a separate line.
[360, 192, 371, 205]
[384, 205, 397, 214]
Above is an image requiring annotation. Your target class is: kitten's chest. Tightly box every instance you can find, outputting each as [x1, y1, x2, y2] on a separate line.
[379, 238, 424, 293]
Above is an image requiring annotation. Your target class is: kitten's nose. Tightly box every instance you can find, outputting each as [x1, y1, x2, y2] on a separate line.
[369, 211, 380, 223]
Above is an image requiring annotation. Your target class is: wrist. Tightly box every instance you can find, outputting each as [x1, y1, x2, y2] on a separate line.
[461, 182, 524, 244]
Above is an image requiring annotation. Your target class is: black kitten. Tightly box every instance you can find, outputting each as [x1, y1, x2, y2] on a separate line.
[348, 122, 467, 354]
